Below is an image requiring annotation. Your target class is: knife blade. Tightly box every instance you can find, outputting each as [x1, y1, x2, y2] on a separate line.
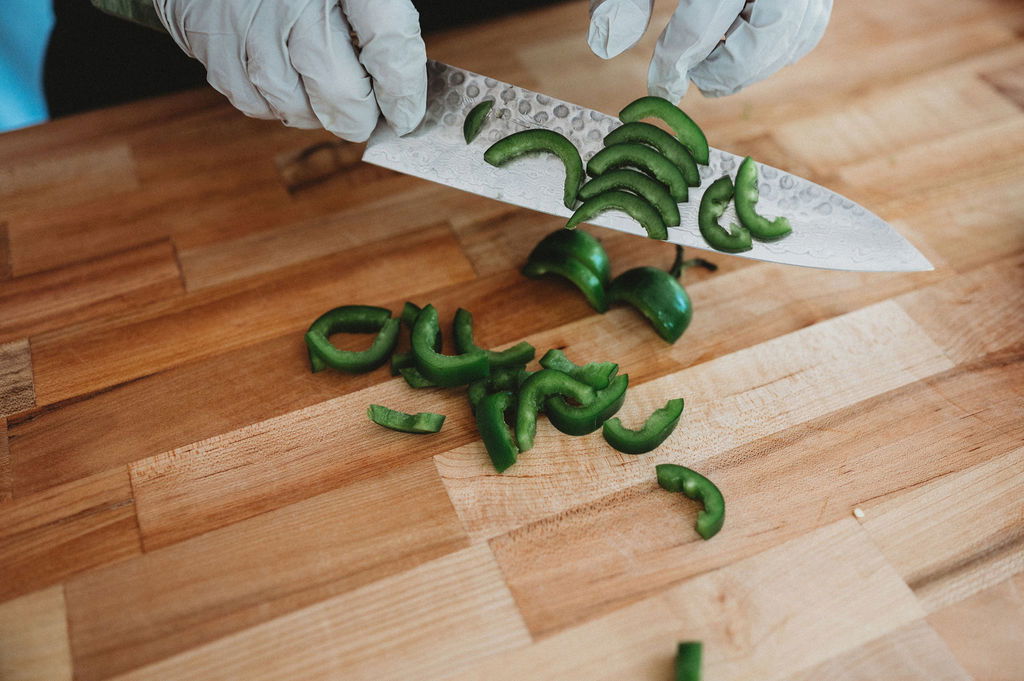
[363, 60, 932, 272]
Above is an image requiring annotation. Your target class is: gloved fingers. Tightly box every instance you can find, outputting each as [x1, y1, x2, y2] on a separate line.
[690, 0, 831, 97]
[646, 0, 747, 102]
[289, 1, 381, 142]
[587, 0, 654, 60]
[153, 0, 278, 121]
[244, 0, 322, 129]
[340, 0, 427, 135]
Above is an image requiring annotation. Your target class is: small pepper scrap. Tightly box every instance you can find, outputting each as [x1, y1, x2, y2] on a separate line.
[411, 304, 490, 387]
[463, 99, 494, 143]
[656, 463, 725, 540]
[674, 641, 703, 681]
[698, 175, 752, 254]
[734, 156, 793, 241]
[304, 305, 400, 373]
[484, 129, 584, 209]
[522, 228, 610, 313]
[367, 404, 446, 434]
[603, 397, 684, 454]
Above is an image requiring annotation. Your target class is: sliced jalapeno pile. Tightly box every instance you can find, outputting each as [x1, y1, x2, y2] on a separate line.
[603, 397, 684, 454]
[656, 464, 725, 540]
[411, 304, 490, 387]
[453, 308, 536, 368]
[567, 189, 668, 240]
[604, 122, 700, 187]
[674, 641, 703, 681]
[463, 99, 494, 144]
[607, 265, 693, 343]
[539, 348, 617, 389]
[304, 305, 400, 373]
[484, 129, 584, 209]
[587, 143, 688, 203]
[619, 96, 709, 165]
[522, 228, 610, 312]
[516, 369, 596, 452]
[735, 156, 792, 241]
[698, 175, 752, 253]
[579, 169, 680, 227]
[367, 404, 446, 434]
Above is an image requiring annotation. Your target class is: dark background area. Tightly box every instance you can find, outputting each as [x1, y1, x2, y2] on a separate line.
[43, 0, 568, 119]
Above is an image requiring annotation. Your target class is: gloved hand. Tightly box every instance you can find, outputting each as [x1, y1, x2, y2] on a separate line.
[152, 0, 427, 141]
[588, 0, 832, 101]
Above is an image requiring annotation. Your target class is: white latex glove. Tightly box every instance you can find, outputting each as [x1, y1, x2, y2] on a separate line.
[152, 0, 427, 141]
[588, 0, 832, 101]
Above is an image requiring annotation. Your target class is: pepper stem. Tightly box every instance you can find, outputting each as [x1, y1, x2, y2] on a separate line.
[668, 245, 718, 279]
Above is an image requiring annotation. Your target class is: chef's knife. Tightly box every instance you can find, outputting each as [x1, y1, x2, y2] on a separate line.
[363, 60, 932, 272]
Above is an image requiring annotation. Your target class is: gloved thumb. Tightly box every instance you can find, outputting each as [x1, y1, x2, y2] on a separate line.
[587, 0, 653, 60]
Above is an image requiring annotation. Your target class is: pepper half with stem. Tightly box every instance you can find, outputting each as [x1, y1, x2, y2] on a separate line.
[602, 397, 684, 454]
[735, 156, 792, 241]
[453, 308, 535, 369]
[367, 404, 445, 434]
[484, 129, 584, 209]
[304, 305, 400, 373]
[656, 463, 725, 540]
[411, 304, 490, 387]
[698, 176, 752, 253]
[515, 369, 596, 452]
[619, 96, 710, 165]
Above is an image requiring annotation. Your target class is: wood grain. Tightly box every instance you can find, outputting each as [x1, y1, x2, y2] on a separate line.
[67, 458, 468, 681]
[928, 577, 1024, 680]
[0, 240, 183, 344]
[107, 545, 530, 681]
[0, 339, 34, 416]
[0, 467, 139, 602]
[450, 519, 922, 681]
[859, 445, 1024, 612]
[0, 418, 9, 503]
[0, 586, 73, 681]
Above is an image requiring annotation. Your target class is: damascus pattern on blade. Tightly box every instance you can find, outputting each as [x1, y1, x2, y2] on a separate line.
[364, 60, 932, 272]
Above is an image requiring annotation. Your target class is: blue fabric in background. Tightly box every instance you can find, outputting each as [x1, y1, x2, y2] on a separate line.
[0, 1, 55, 132]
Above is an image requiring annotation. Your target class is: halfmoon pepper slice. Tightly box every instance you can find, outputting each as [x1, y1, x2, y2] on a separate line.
[477, 391, 519, 472]
[656, 463, 725, 540]
[579, 169, 680, 227]
[546, 373, 629, 436]
[367, 404, 445, 434]
[515, 369, 596, 453]
[484, 129, 584, 209]
[586, 143, 688, 203]
[538, 348, 617, 389]
[607, 267, 693, 343]
[602, 397, 684, 454]
[735, 156, 792, 241]
[566, 189, 668, 240]
[411, 304, 490, 387]
[453, 308, 536, 369]
[304, 305, 400, 373]
[604, 121, 700, 186]
[698, 176, 752, 253]
[618, 96, 710, 165]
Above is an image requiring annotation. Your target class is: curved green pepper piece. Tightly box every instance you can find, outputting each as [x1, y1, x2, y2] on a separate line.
[586, 143, 688, 203]
[304, 305, 400, 373]
[522, 258, 608, 313]
[546, 373, 629, 436]
[477, 391, 519, 472]
[367, 404, 446, 434]
[516, 369, 596, 452]
[735, 157, 792, 241]
[698, 176, 751, 253]
[607, 267, 692, 343]
[603, 397, 684, 454]
[399, 366, 438, 389]
[674, 641, 703, 681]
[484, 129, 584, 209]
[579, 169, 680, 227]
[656, 463, 725, 540]
[566, 190, 668, 241]
[411, 304, 490, 387]
[538, 348, 617, 389]
[619, 96, 709, 165]
[527, 228, 611, 287]
[467, 365, 528, 413]
[604, 122, 700, 186]
[453, 308, 536, 369]
[463, 100, 494, 143]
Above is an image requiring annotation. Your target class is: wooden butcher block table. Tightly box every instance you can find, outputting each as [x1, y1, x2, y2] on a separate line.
[1, 0, 1023, 679]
